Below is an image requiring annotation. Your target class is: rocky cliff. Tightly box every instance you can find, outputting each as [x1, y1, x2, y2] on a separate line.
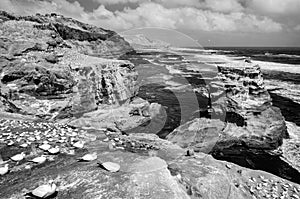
[122, 34, 171, 49]
[0, 11, 149, 124]
[167, 60, 288, 153]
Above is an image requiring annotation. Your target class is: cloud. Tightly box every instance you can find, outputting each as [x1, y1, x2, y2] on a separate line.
[94, 0, 141, 4]
[88, 2, 282, 32]
[95, 0, 244, 12]
[205, 0, 244, 12]
[0, 0, 85, 19]
[0, 0, 283, 33]
[249, 0, 300, 15]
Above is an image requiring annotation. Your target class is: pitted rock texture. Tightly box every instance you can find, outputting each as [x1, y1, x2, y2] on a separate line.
[210, 61, 272, 118]
[0, 11, 139, 121]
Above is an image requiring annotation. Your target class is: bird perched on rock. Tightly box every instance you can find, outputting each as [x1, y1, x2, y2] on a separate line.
[10, 152, 26, 162]
[27, 180, 57, 198]
[0, 164, 9, 175]
[30, 156, 47, 164]
[48, 147, 60, 155]
[72, 140, 85, 149]
[39, 143, 51, 151]
[98, 162, 120, 173]
[78, 152, 97, 162]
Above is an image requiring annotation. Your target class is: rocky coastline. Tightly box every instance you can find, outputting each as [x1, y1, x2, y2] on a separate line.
[1, 11, 300, 199]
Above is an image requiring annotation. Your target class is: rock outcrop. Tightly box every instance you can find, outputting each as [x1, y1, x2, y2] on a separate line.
[0, 11, 163, 131]
[210, 62, 272, 118]
[167, 60, 288, 153]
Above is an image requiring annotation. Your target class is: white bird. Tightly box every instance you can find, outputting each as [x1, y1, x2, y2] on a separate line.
[39, 143, 51, 151]
[72, 141, 85, 149]
[0, 164, 9, 175]
[48, 147, 60, 154]
[30, 156, 47, 164]
[78, 152, 97, 162]
[99, 162, 120, 173]
[20, 143, 28, 148]
[30, 180, 57, 198]
[10, 152, 26, 162]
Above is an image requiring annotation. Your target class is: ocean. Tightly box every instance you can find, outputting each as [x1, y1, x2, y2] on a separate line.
[207, 47, 300, 65]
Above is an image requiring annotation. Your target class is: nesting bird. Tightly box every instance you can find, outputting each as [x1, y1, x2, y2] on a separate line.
[0, 164, 9, 175]
[72, 140, 85, 149]
[39, 143, 51, 151]
[30, 156, 47, 164]
[29, 180, 57, 198]
[78, 152, 97, 162]
[99, 162, 120, 173]
[10, 152, 26, 162]
[48, 147, 60, 154]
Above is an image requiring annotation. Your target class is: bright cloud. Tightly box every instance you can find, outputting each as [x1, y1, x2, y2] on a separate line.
[0, 0, 285, 33]
[88, 2, 282, 32]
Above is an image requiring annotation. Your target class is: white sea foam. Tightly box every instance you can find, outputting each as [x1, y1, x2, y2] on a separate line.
[252, 61, 300, 74]
[191, 52, 300, 74]
[254, 53, 300, 59]
[265, 79, 300, 104]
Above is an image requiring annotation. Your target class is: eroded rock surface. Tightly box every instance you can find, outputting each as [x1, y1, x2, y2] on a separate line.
[168, 61, 288, 154]
[0, 11, 163, 132]
[0, 11, 138, 119]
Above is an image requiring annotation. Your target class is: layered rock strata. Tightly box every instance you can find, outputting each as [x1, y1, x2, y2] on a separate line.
[168, 61, 288, 153]
[0, 11, 162, 130]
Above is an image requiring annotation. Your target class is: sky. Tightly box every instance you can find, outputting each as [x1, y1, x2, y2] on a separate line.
[1, 0, 300, 47]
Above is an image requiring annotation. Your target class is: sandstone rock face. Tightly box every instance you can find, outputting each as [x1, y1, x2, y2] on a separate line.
[210, 62, 272, 118]
[0, 11, 139, 121]
[168, 61, 287, 153]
